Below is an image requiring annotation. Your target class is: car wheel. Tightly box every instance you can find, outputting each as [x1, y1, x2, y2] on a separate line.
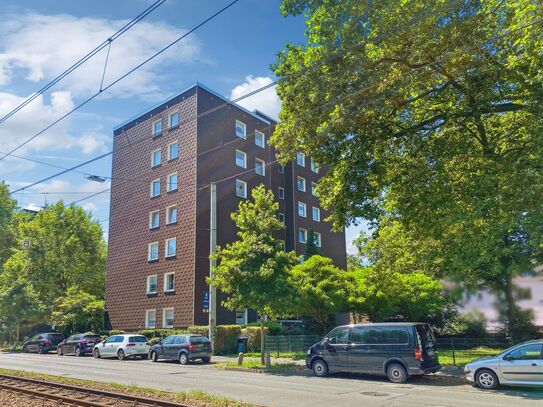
[179, 352, 189, 365]
[312, 359, 329, 377]
[386, 363, 408, 383]
[202, 357, 211, 364]
[75, 347, 82, 357]
[93, 348, 101, 359]
[476, 369, 499, 390]
[141, 353, 148, 360]
[151, 351, 158, 362]
[117, 349, 126, 361]
[57, 346, 63, 356]
[38, 345, 45, 354]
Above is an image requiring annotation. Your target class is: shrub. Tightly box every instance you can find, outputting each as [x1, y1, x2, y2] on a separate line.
[246, 320, 284, 335]
[187, 326, 209, 336]
[148, 337, 162, 346]
[241, 326, 269, 352]
[107, 329, 125, 336]
[187, 325, 241, 354]
[137, 329, 187, 339]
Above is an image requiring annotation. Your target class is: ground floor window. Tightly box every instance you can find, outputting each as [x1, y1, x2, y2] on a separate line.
[236, 309, 248, 325]
[145, 310, 156, 329]
[163, 308, 174, 328]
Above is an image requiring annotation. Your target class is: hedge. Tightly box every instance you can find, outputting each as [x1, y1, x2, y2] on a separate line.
[187, 325, 241, 354]
[241, 327, 269, 352]
[137, 329, 187, 339]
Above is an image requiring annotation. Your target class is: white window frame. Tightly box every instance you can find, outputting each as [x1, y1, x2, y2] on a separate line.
[278, 240, 286, 250]
[167, 172, 178, 192]
[298, 201, 307, 218]
[296, 152, 305, 167]
[145, 309, 157, 329]
[255, 130, 265, 148]
[150, 179, 160, 198]
[312, 206, 321, 222]
[149, 210, 160, 229]
[297, 176, 306, 192]
[235, 120, 246, 139]
[165, 237, 176, 258]
[279, 212, 285, 223]
[235, 309, 248, 325]
[147, 275, 158, 294]
[152, 119, 162, 136]
[166, 205, 177, 225]
[169, 111, 179, 128]
[236, 179, 247, 198]
[168, 141, 179, 161]
[298, 228, 308, 244]
[310, 159, 319, 173]
[311, 182, 318, 196]
[151, 149, 161, 168]
[278, 163, 285, 174]
[164, 272, 175, 292]
[236, 149, 247, 169]
[148, 242, 159, 261]
[314, 231, 322, 247]
[278, 187, 284, 200]
[255, 158, 265, 176]
[162, 308, 174, 328]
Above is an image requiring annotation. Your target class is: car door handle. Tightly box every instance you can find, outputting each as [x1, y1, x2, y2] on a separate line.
[531, 363, 537, 366]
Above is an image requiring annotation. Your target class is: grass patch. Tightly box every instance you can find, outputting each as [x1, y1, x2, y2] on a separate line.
[0, 367, 253, 406]
[214, 360, 302, 373]
[225, 352, 306, 361]
[438, 347, 503, 367]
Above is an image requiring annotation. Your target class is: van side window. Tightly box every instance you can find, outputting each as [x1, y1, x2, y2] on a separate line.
[382, 327, 409, 344]
[327, 327, 349, 344]
[352, 327, 381, 344]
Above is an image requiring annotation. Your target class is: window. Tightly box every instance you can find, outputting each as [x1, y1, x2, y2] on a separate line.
[311, 182, 318, 196]
[149, 211, 159, 229]
[150, 179, 160, 197]
[166, 205, 177, 224]
[151, 149, 161, 167]
[236, 150, 247, 168]
[255, 158, 265, 176]
[152, 120, 162, 136]
[235, 309, 248, 325]
[312, 207, 320, 222]
[296, 152, 305, 167]
[278, 163, 285, 173]
[147, 275, 157, 294]
[163, 336, 176, 345]
[507, 344, 543, 360]
[297, 176, 306, 192]
[278, 240, 286, 250]
[314, 231, 321, 247]
[168, 142, 179, 160]
[382, 327, 410, 344]
[298, 201, 307, 217]
[327, 327, 349, 345]
[352, 327, 381, 344]
[148, 242, 159, 261]
[169, 112, 179, 128]
[235, 120, 246, 139]
[298, 228, 307, 243]
[310, 159, 319, 173]
[278, 187, 284, 200]
[279, 213, 285, 223]
[164, 272, 175, 292]
[163, 308, 174, 328]
[255, 130, 265, 147]
[167, 173, 178, 192]
[165, 237, 176, 258]
[145, 310, 157, 329]
[236, 179, 247, 198]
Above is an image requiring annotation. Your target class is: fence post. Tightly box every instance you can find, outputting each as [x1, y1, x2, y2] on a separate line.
[451, 337, 456, 366]
[277, 337, 280, 358]
[288, 335, 291, 353]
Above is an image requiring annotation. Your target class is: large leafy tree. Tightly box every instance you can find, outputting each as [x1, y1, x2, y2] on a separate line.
[0, 181, 17, 267]
[210, 185, 298, 363]
[50, 288, 105, 334]
[273, 0, 543, 339]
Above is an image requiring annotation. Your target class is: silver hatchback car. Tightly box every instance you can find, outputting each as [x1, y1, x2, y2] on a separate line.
[93, 334, 150, 360]
[464, 340, 543, 389]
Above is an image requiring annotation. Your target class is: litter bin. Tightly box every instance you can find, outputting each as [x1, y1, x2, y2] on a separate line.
[237, 336, 248, 353]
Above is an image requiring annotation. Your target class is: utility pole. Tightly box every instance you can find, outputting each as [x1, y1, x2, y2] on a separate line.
[208, 182, 217, 348]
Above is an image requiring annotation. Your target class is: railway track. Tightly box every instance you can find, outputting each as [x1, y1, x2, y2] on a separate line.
[0, 373, 191, 406]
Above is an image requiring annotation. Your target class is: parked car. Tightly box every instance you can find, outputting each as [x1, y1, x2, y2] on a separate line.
[92, 334, 149, 360]
[57, 333, 102, 357]
[22, 333, 65, 354]
[305, 323, 441, 382]
[464, 339, 543, 389]
[149, 334, 212, 365]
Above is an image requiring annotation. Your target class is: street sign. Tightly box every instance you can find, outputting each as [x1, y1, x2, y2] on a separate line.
[202, 291, 210, 311]
[22, 240, 31, 249]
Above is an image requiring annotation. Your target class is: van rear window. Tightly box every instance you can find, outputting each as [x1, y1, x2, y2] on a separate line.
[415, 324, 436, 348]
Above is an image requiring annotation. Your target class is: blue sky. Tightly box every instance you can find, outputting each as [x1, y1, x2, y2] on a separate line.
[0, 0, 364, 253]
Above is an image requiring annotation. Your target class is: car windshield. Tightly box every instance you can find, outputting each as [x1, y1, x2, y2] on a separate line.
[128, 336, 147, 343]
[48, 334, 64, 339]
[83, 335, 100, 340]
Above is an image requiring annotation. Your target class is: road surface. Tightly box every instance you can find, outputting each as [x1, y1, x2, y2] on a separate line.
[0, 352, 541, 406]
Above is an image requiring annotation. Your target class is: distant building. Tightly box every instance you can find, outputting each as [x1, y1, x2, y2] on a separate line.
[105, 83, 346, 331]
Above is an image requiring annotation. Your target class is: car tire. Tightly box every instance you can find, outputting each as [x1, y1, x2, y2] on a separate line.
[57, 346, 63, 356]
[93, 348, 101, 359]
[75, 347, 82, 357]
[386, 363, 408, 383]
[117, 349, 126, 361]
[141, 354, 148, 360]
[475, 369, 499, 390]
[179, 352, 189, 365]
[312, 359, 329, 377]
[151, 351, 158, 362]
[202, 357, 211, 364]
[38, 345, 45, 354]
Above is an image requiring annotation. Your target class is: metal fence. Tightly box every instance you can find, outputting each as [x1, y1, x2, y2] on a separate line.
[435, 337, 511, 366]
[264, 335, 321, 357]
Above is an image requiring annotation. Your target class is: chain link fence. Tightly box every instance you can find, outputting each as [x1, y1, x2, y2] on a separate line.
[264, 335, 321, 357]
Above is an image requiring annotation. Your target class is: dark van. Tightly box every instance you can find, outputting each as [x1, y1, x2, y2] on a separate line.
[306, 323, 440, 382]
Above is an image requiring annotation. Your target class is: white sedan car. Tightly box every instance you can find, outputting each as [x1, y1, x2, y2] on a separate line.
[93, 334, 150, 360]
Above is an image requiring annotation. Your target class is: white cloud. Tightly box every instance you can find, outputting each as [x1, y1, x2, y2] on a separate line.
[0, 12, 201, 98]
[230, 75, 281, 120]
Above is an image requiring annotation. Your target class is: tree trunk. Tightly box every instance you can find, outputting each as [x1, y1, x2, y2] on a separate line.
[504, 273, 516, 342]
[260, 316, 265, 365]
[15, 322, 20, 348]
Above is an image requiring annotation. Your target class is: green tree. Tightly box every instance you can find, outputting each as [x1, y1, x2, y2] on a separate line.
[304, 229, 320, 258]
[289, 255, 351, 333]
[210, 185, 298, 363]
[50, 288, 105, 334]
[0, 181, 18, 267]
[273, 0, 543, 340]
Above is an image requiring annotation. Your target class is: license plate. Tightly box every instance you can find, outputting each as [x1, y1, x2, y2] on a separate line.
[138, 349, 146, 353]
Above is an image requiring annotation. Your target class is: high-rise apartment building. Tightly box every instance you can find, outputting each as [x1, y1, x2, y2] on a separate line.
[105, 83, 346, 330]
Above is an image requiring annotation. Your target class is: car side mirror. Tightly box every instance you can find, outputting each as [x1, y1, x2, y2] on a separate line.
[158, 341, 162, 345]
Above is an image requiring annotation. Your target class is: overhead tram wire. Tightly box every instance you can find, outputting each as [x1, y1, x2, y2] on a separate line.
[8, 9, 540, 196]
[0, 0, 241, 163]
[0, 0, 166, 127]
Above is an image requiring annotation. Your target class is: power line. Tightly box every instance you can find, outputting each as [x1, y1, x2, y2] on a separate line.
[0, 0, 166, 127]
[0, 0, 241, 163]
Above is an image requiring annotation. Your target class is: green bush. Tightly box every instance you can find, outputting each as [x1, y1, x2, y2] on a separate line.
[246, 320, 284, 335]
[187, 326, 209, 336]
[107, 329, 126, 336]
[241, 326, 269, 352]
[137, 329, 187, 339]
[148, 337, 162, 346]
[187, 325, 241, 354]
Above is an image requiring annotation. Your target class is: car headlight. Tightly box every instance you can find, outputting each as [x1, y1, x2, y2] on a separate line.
[307, 348, 311, 355]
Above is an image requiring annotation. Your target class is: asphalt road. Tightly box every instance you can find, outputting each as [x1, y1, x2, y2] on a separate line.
[0, 352, 542, 406]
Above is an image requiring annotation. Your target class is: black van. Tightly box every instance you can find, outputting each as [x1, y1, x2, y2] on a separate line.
[305, 323, 441, 382]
